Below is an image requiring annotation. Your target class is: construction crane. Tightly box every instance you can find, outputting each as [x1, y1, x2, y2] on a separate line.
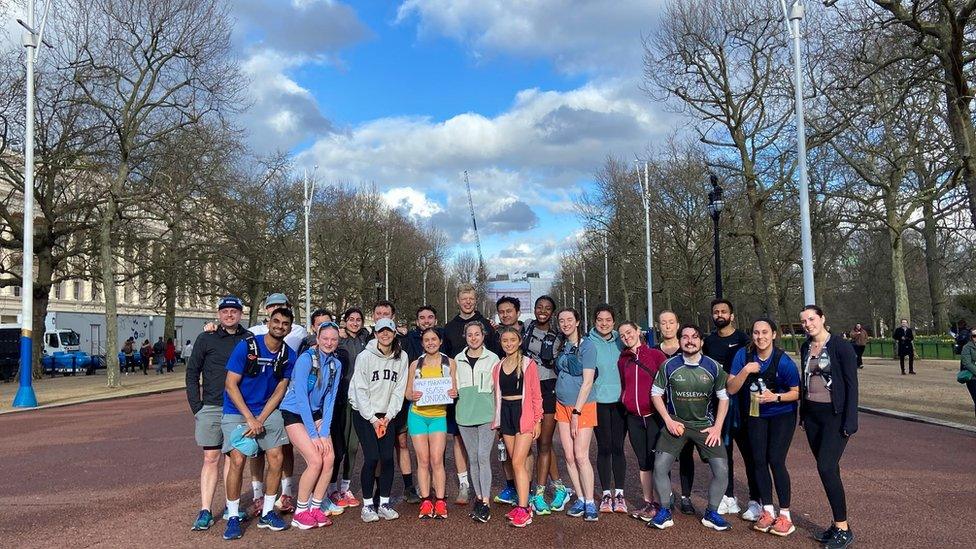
[464, 171, 488, 284]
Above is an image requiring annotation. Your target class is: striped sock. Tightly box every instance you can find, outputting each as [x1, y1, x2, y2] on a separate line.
[297, 500, 310, 512]
[311, 497, 324, 510]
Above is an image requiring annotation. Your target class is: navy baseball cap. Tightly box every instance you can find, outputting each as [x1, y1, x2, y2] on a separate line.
[217, 295, 243, 311]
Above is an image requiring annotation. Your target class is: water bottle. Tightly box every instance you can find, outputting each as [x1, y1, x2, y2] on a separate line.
[749, 381, 761, 417]
[497, 439, 508, 462]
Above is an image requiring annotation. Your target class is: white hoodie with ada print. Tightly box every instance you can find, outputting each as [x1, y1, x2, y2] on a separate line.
[349, 338, 409, 424]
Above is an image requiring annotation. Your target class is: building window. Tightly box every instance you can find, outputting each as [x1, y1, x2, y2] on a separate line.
[13, 286, 20, 297]
[92, 284, 100, 301]
[54, 283, 62, 300]
[74, 281, 83, 300]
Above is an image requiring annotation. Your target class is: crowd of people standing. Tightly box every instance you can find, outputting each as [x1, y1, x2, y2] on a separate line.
[185, 286, 859, 548]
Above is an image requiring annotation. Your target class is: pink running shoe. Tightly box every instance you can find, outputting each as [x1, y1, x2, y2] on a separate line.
[291, 510, 319, 530]
[510, 506, 532, 528]
[310, 508, 333, 527]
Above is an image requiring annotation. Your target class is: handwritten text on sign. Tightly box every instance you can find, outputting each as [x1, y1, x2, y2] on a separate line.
[415, 377, 454, 407]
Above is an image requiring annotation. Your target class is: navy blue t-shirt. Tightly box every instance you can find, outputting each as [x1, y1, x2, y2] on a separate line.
[730, 347, 800, 418]
[223, 336, 297, 416]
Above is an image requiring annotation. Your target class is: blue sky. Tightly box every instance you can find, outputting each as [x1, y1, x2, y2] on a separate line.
[233, 1, 670, 275]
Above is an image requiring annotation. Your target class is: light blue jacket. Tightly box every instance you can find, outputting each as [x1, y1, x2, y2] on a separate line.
[280, 349, 342, 439]
[585, 328, 623, 404]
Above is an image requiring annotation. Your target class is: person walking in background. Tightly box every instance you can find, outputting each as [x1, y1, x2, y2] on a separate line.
[959, 328, 976, 418]
[165, 338, 177, 373]
[183, 339, 194, 364]
[122, 337, 137, 375]
[141, 339, 155, 375]
[951, 320, 970, 355]
[154, 337, 166, 373]
[893, 319, 915, 375]
[849, 324, 868, 369]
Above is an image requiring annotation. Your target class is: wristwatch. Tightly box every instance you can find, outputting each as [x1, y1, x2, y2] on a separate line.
[572, 408, 582, 416]
[776, 394, 781, 403]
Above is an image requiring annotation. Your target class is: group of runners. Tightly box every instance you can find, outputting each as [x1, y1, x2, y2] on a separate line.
[185, 286, 858, 549]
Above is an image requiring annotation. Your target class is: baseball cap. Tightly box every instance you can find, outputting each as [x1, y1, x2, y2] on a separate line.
[230, 424, 259, 458]
[374, 318, 397, 333]
[265, 293, 289, 307]
[217, 295, 243, 311]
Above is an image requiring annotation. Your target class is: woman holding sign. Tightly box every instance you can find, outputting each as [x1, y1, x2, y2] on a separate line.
[491, 326, 543, 528]
[454, 321, 501, 523]
[406, 328, 458, 519]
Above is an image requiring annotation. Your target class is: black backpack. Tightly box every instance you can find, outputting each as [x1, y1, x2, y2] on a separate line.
[244, 334, 288, 380]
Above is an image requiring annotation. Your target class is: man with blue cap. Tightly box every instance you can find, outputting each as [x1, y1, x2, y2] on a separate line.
[186, 295, 250, 531]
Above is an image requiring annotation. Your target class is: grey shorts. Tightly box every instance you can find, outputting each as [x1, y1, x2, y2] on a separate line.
[220, 410, 289, 455]
[194, 405, 224, 449]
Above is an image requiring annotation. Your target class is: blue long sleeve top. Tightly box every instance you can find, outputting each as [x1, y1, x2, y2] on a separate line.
[280, 348, 343, 439]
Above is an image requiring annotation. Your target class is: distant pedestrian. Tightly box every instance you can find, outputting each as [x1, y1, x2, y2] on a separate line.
[122, 337, 137, 374]
[960, 328, 976, 419]
[849, 324, 868, 369]
[154, 337, 166, 374]
[165, 338, 177, 372]
[892, 319, 915, 375]
[141, 339, 154, 375]
[183, 339, 193, 364]
[950, 320, 970, 355]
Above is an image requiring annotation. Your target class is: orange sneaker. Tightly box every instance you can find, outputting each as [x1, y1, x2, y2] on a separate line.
[770, 515, 796, 537]
[340, 490, 360, 507]
[434, 499, 448, 519]
[419, 499, 434, 519]
[753, 510, 775, 533]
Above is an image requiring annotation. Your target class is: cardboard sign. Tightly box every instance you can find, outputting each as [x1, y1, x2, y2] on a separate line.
[414, 377, 454, 406]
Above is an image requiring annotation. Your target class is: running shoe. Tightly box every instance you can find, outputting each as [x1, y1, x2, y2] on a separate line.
[679, 496, 696, 515]
[257, 510, 288, 531]
[770, 515, 795, 537]
[550, 485, 570, 511]
[221, 508, 247, 521]
[222, 516, 243, 540]
[434, 499, 448, 519]
[566, 499, 586, 517]
[310, 508, 332, 527]
[340, 490, 360, 507]
[825, 528, 855, 549]
[815, 525, 839, 543]
[701, 509, 731, 531]
[377, 503, 400, 521]
[322, 500, 345, 516]
[361, 505, 379, 523]
[599, 494, 613, 513]
[404, 485, 421, 504]
[530, 492, 551, 515]
[649, 507, 674, 529]
[630, 501, 654, 522]
[191, 510, 214, 531]
[584, 501, 599, 522]
[248, 499, 264, 520]
[419, 499, 435, 519]
[456, 480, 470, 505]
[717, 495, 739, 515]
[510, 506, 532, 528]
[291, 510, 319, 530]
[741, 500, 762, 522]
[275, 494, 296, 514]
[613, 494, 628, 514]
[495, 485, 518, 505]
[505, 507, 519, 522]
[476, 501, 491, 523]
[753, 510, 775, 533]
[328, 491, 344, 508]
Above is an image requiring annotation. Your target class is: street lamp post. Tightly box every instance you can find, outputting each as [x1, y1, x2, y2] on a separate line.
[708, 174, 725, 299]
[780, 0, 816, 305]
[13, 0, 52, 408]
[580, 255, 588, 331]
[636, 161, 655, 343]
[302, 166, 318, 331]
[603, 232, 610, 303]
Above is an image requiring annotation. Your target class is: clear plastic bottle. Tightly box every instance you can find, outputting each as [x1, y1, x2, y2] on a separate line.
[497, 439, 508, 462]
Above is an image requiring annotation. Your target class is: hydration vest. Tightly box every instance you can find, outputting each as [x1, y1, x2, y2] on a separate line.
[521, 320, 559, 369]
[243, 334, 288, 380]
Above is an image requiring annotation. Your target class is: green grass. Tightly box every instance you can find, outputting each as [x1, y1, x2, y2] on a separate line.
[779, 335, 959, 360]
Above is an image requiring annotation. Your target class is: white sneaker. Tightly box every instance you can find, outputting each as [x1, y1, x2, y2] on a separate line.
[456, 480, 471, 504]
[377, 503, 399, 520]
[740, 500, 762, 522]
[361, 504, 379, 523]
[726, 496, 741, 514]
[717, 495, 740, 515]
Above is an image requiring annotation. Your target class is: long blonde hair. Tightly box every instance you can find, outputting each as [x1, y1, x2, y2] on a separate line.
[498, 326, 525, 379]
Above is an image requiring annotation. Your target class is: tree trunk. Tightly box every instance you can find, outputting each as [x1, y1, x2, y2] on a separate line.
[617, 255, 631, 321]
[101, 175, 122, 388]
[162, 227, 179, 341]
[32, 248, 55, 379]
[888, 225, 911, 325]
[943, 74, 976, 228]
[920, 196, 949, 332]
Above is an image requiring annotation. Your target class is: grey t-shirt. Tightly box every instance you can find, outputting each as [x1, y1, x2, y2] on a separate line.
[526, 325, 556, 381]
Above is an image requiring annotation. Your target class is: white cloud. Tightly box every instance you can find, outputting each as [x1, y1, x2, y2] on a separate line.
[382, 187, 444, 218]
[396, 0, 664, 75]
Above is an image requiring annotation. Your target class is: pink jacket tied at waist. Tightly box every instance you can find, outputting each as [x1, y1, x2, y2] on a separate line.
[491, 356, 543, 435]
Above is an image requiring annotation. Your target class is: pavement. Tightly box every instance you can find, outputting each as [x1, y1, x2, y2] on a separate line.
[0, 390, 973, 548]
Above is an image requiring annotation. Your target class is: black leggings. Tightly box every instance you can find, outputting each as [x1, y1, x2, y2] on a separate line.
[803, 402, 849, 522]
[726, 417, 760, 499]
[352, 413, 395, 500]
[899, 352, 915, 374]
[329, 396, 348, 483]
[679, 443, 695, 497]
[747, 411, 796, 508]
[967, 380, 976, 418]
[626, 413, 662, 472]
[595, 402, 627, 491]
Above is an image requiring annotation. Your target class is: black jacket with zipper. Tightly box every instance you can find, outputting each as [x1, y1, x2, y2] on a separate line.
[799, 335, 859, 436]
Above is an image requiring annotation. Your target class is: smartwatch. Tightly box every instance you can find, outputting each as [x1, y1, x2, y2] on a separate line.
[776, 394, 781, 403]
[572, 408, 582, 416]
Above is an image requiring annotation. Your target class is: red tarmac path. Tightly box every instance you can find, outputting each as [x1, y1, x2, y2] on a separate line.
[0, 390, 973, 548]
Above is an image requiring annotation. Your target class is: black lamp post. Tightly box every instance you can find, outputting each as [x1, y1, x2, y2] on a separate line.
[707, 174, 725, 299]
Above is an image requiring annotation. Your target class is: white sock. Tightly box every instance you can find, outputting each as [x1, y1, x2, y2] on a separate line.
[602, 490, 611, 497]
[262, 494, 276, 517]
[379, 496, 390, 505]
[780, 509, 792, 520]
[585, 499, 595, 505]
[340, 479, 351, 493]
[614, 489, 624, 497]
[457, 472, 468, 484]
[226, 499, 240, 518]
[252, 481, 264, 500]
[281, 476, 294, 497]
[764, 504, 775, 515]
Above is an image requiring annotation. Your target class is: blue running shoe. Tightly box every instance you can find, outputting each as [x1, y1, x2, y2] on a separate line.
[530, 490, 551, 515]
[701, 509, 731, 531]
[649, 507, 674, 529]
[222, 516, 243, 540]
[584, 501, 599, 522]
[494, 485, 517, 505]
[257, 510, 288, 531]
[550, 485, 570, 511]
[221, 508, 247, 521]
[192, 509, 214, 531]
[566, 499, 586, 517]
